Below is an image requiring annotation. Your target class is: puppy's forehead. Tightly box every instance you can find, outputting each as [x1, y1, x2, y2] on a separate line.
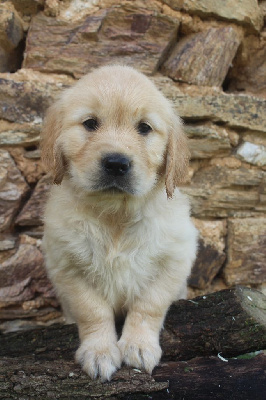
[68, 66, 168, 117]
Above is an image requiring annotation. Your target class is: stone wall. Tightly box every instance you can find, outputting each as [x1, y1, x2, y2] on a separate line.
[0, 0, 265, 332]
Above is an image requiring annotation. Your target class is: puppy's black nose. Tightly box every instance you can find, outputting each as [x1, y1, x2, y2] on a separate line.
[102, 153, 131, 176]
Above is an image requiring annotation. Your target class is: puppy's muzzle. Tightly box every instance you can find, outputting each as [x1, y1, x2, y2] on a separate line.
[102, 153, 131, 177]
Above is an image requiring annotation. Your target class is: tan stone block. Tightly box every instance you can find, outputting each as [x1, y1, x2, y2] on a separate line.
[0, 69, 73, 123]
[227, 35, 266, 97]
[0, 1, 24, 72]
[162, 0, 263, 32]
[162, 27, 241, 86]
[0, 120, 40, 147]
[224, 218, 266, 285]
[183, 160, 266, 218]
[153, 77, 266, 133]
[0, 1, 24, 51]
[23, 6, 179, 77]
[186, 123, 231, 159]
[10, 0, 44, 19]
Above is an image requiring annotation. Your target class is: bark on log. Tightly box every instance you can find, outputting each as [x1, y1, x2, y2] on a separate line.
[1, 355, 265, 399]
[0, 287, 265, 399]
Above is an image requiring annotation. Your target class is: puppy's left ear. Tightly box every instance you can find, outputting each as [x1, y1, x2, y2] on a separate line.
[165, 116, 190, 198]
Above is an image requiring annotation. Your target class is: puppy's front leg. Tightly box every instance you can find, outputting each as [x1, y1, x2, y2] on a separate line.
[118, 308, 163, 374]
[118, 270, 188, 374]
[54, 276, 121, 381]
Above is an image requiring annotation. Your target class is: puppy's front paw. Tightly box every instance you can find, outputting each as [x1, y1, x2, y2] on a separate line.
[118, 333, 162, 374]
[75, 340, 121, 382]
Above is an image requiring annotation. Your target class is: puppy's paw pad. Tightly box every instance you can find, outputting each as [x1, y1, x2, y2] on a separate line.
[118, 337, 161, 374]
[76, 341, 121, 382]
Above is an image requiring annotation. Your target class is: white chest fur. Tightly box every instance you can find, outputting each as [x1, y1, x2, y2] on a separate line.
[44, 185, 196, 312]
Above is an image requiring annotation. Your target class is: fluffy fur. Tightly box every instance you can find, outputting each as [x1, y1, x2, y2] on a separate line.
[41, 65, 198, 381]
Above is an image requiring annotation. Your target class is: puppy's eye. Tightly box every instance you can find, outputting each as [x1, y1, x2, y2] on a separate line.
[137, 122, 152, 136]
[83, 118, 98, 131]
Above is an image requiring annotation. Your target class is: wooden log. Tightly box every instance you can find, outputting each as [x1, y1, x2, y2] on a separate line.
[152, 355, 266, 400]
[1, 287, 265, 360]
[0, 287, 265, 398]
[162, 286, 266, 360]
[0, 354, 265, 399]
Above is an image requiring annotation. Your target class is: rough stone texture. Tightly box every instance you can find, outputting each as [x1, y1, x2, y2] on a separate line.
[0, 1, 24, 73]
[0, 2, 24, 51]
[185, 123, 231, 159]
[0, 0, 265, 331]
[44, 0, 99, 20]
[224, 218, 266, 285]
[162, 0, 263, 32]
[0, 149, 29, 232]
[9, 147, 45, 184]
[9, 0, 44, 20]
[0, 234, 16, 251]
[0, 120, 40, 147]
[16, 175, 50, 227]
[0, 235, 59, 328]
[0, 69, 72, 123]
[236, 142, 266, 167]
[162, 26, 241, 86]
[153, 77, 266, 132]
[23, 6, 179, 77]
[189, 219, 227, 289]
[227, 35, 266, 97]
[183, 159, 266, 218]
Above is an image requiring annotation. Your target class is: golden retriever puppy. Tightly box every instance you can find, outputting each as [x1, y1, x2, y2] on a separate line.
[41, 65, 198, 381]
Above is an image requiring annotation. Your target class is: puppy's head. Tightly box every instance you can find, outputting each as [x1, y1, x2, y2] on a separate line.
[41, 65, 189, 198]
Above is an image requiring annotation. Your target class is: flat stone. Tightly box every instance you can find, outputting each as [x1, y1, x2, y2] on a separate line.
[0, 69, 73, 123]
[236, 142, 266, 167]
[227, 34, 266, 97]
[185, 123, 231, 159]
[0, 235, 59, 327]
[0, 236, 54, 306]
[9, 147, 45, 184]
[189, 219, 227, 289]
[9, 0, 44, 20]
[162, 0, 263, 32]
[162, 26, 241, 86]
[0, 235, 16, 251]
[2, 71, 265, 134]
[224, 218, 266, 285]
[23, 6, 179, 77]
[0, 1, 25, 72]
[0, 120, 40, 147]
[0, 2, 24, 51]
[16, 175, 51, 226]
[183, 160, 266, 218]
[44, 0, 100, 20]
[153, 76, 266, 133]
[0, 150, 29, 231]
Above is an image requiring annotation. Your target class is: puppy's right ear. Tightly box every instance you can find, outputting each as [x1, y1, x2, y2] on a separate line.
[41, 101, 66, 184]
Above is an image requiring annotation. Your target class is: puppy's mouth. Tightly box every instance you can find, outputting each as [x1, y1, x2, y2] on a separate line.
[91, 152, 135, 195]
[92, 179, 135, 195]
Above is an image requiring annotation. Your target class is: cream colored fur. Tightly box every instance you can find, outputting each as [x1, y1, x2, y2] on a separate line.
[41, 65, 198, 381]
